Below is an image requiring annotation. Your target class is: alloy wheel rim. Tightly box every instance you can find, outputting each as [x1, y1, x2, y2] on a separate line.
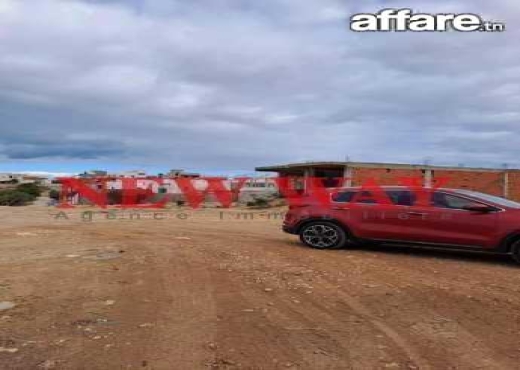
[302, 225, 339, 248]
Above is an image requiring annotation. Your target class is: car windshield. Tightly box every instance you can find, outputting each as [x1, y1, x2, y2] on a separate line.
[453, 189, 520, 209]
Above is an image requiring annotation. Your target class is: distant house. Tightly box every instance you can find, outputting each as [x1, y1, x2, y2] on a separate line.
[110, 170, 147, 178]
[236, 177, 278, 203]
[0, 173, 47, 185]
[0, 173, 19, 183]
[79, 170, 108, 178]
[20, 175, 48, 185]
[167, 169, 201, 178]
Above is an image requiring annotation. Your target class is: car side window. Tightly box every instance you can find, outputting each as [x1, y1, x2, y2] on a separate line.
[331, 191, 378, 203]
[386, 191, 415, 206]
[331, 191, 355, 203]
[354, 191, 378, 204]
[432, 192, 481, 210]
[332, 190, 416, 205]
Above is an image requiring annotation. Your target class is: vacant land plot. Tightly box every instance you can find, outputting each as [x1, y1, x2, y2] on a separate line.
[0, 206, 519, 369]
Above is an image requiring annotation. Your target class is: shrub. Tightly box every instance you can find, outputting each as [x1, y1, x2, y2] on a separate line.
[0, 190, 36, 206]
[16, 183, 42, 197]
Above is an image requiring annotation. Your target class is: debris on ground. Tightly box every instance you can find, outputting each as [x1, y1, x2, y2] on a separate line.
[0, 301, 16, 311]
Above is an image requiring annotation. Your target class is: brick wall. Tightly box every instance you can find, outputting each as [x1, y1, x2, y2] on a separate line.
[348, 167, 520, 200]
[351, 167, 424, 186]
[432, 170, 504, 197]
[506, 171, 520, 202]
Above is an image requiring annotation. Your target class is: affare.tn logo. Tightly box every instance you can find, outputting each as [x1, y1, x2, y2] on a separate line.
[350, 9, 505, 32]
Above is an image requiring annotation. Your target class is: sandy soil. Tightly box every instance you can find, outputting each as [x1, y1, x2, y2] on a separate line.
[0, 205, 519, 370]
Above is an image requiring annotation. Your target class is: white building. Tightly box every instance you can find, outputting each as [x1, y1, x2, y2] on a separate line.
[0, 173, 18, 183]
[235, 177, 278, 203]
[110, 170, 147, 178]
[0, 173, 47, 184]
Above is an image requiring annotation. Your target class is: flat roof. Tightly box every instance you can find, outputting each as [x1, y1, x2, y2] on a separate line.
[256, 161, 514, 173]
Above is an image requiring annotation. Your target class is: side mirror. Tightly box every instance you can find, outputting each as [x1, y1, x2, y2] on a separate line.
[463, 204, 497, 213]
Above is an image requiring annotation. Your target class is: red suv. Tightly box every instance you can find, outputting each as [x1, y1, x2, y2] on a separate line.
[283, 186, 520, 263]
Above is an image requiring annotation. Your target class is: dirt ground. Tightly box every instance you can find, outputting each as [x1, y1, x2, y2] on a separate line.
[1, 205, 520, 370]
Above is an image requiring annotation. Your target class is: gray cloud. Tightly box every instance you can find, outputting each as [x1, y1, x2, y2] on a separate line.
[0, 0, 519, 170]
[4, 141, 125, 160]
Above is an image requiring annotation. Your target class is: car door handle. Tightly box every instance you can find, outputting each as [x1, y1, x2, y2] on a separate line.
[407, 211, 427, 216]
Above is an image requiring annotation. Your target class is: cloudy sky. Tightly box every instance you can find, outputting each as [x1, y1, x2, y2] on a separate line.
[0, 0, 518, 175]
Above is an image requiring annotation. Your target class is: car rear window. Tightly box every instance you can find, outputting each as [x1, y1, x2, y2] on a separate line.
[432, 192, 484, 210]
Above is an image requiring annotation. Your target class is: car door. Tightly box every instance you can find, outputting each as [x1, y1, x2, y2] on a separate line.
[358, 189, 425, 242]
[331, 190, 419, 241]
[403, 191, 499, 248]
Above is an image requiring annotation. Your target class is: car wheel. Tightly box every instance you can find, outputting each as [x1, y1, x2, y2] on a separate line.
[511, 240, 520, 264]
[299, 221, 347, 250]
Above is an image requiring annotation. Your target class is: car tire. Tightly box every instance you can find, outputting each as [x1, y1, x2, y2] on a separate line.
[511, 240, 520, 264]
[299, 221, 348, 250]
